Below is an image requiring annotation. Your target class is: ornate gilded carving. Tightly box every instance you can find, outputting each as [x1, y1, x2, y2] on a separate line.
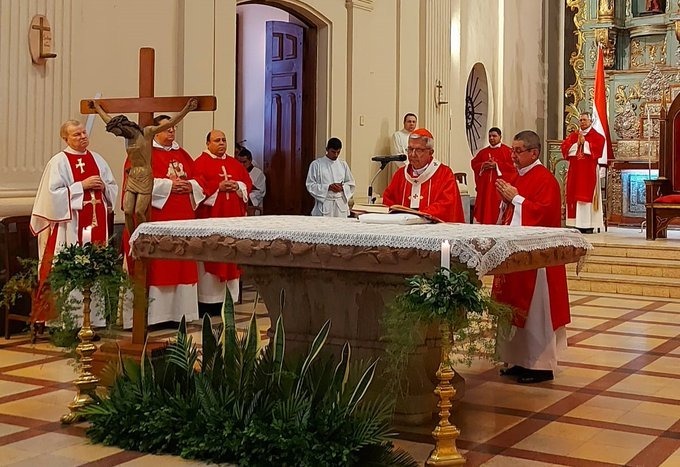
[594, 28, 617, 68]
[565, 0, 587, 134]
[641, 63, 670, 101]
[631, 39, 645, 68]
[598, 0, 614, 21]
[614, 102, 641, 139]
[616, 140, 659, 160]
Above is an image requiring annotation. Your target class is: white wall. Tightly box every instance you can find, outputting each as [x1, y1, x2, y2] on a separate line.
[450, 0, 545, 193]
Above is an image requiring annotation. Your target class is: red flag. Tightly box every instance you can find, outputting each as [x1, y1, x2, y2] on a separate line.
[592, 46, 614, 165]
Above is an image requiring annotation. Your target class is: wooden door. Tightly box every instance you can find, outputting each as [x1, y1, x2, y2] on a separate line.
[263, 21, 309, 215]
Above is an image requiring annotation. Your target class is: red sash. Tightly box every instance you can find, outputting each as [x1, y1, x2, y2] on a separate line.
[64, 151, 107, 244]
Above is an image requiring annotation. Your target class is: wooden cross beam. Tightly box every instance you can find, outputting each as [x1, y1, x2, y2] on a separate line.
[79, 48, 216, 127]
[79, 47, 217, 346]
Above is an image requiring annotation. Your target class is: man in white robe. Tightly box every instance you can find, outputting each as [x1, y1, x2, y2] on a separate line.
[30, 120, 118, 328]
[306, 138, 355, 217]
[235, 148, 267, 212]
[390, 113, 417, 157]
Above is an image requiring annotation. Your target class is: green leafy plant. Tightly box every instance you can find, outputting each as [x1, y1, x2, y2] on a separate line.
[0, 258, 38, 313]
[82, 294, 417, 466]
[48, 242, 129, 328]
[382, 267, 513, 390]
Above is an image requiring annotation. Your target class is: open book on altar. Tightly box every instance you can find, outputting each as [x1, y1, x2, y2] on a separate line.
[351, 204, 443, 224]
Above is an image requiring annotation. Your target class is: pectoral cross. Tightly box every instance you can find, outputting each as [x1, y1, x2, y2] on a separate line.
[220, 166, 232, 199]
[75, 158, 86, 174]
[84, 191, 102, 227]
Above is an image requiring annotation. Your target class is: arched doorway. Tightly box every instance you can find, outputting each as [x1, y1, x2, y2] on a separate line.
[236, 1, 323, 215]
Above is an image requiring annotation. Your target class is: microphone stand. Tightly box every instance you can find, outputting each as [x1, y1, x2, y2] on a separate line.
[367, 161, 390, 204]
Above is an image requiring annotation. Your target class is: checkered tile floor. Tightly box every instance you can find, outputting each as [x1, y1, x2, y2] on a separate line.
[1, 288, 679, 466]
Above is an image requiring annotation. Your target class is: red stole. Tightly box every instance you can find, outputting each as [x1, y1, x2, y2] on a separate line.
[64, 151, 107, 244]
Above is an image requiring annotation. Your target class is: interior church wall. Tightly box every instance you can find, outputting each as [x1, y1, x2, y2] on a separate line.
[449, 0, 547, 194]
[3, 0, 551, 215]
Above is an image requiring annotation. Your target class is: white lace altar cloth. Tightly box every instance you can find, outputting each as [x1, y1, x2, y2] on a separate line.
[130, 215, 592, 278]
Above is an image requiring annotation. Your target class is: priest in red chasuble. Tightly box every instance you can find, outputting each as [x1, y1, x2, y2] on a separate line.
[470, 127, 516, 224]
[128, 114, 206, 328]
[382, 128, 465, 223]
[492, 130, 570, 384]
[560, 112, 605, 233]
[30, 120, 118, 326]
[194, 130, 252, 313]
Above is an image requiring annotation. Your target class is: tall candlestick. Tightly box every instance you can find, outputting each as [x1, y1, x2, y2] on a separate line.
[440, 240, 451, 277]
[82, 226, 92, 245]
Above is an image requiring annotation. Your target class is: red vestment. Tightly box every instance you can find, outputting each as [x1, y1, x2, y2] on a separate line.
[470, 144, 516, 224]
[382, 161, 465, 223]
[492, 163, 570, 331]
[560, 129, 604, 219]
[194, 152, 252, 281]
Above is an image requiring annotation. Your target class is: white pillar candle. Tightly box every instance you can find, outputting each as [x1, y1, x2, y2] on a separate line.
[82, 226, 92, 245]
[440, 240, 451, 276]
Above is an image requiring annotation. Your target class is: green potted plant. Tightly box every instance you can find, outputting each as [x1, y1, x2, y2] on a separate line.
[382, 267, 512, 464]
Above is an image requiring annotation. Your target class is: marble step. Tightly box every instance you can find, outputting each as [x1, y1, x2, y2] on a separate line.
[566, 271, 680, 298]
[566, 255, 680, 278]
[589, 243, 680, 260]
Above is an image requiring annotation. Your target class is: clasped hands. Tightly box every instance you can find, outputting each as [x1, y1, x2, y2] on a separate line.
[171, 178, 192, 194]
[495, 179, 518, 202]
[481, 159, 497, 171]
[219, 180, 239, 192]
[82, 175, 104, 191]
[329, 182, 344, 193]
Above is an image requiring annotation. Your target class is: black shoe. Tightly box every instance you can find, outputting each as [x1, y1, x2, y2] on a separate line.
[500, 365, 527, 377]
[517, 369, 553, 384]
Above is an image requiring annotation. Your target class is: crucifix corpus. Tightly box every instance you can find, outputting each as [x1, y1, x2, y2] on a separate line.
[81, 47, 216, 346]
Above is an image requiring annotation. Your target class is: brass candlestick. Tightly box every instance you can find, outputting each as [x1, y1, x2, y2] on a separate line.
[61, 286, 100, 424]
[426, 323, 465, 466]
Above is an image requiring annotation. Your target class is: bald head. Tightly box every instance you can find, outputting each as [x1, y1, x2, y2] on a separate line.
[206, 130, 227, 157]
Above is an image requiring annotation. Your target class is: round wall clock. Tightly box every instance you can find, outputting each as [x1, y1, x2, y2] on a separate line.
[465, 63, 489, 155]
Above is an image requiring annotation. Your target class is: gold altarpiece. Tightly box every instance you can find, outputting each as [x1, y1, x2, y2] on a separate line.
[549, 0, 680, 226]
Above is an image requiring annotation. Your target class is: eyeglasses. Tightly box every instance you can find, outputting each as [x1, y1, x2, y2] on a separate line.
[406, 147, 430, 155]
[512, 147, 535, 155]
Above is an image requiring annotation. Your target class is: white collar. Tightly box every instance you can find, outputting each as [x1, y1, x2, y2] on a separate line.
[206, 150, 227, 160]
[518, 159, 542, 176]
[405, 158, 441, 184]
[153, 139, 180, 151]
[489, 143, 502, 149]
[64, 146, 88, 155]
[579, 126, 592, 136]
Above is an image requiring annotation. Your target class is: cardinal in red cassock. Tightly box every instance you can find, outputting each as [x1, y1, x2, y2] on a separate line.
[382, 128, 464, 223]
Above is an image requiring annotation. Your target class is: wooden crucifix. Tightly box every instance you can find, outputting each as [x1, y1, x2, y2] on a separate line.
[81, 47, 217, 346]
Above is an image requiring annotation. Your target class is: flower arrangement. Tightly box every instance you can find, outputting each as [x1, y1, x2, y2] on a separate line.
[382, 267, 512, 388]
[49, 242, 129, 328]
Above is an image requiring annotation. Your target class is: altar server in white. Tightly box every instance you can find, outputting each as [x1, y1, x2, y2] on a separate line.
[306, 137, 356, 217]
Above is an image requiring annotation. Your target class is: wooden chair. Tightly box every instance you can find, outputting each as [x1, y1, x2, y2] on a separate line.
[645, 97, 680, 239]
[1, 216, 38, 338]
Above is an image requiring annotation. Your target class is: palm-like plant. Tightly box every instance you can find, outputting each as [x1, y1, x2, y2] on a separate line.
[84, 293, 417, 466]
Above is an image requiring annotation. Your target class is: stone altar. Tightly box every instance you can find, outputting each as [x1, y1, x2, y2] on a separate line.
[130, 216, 591, 423]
